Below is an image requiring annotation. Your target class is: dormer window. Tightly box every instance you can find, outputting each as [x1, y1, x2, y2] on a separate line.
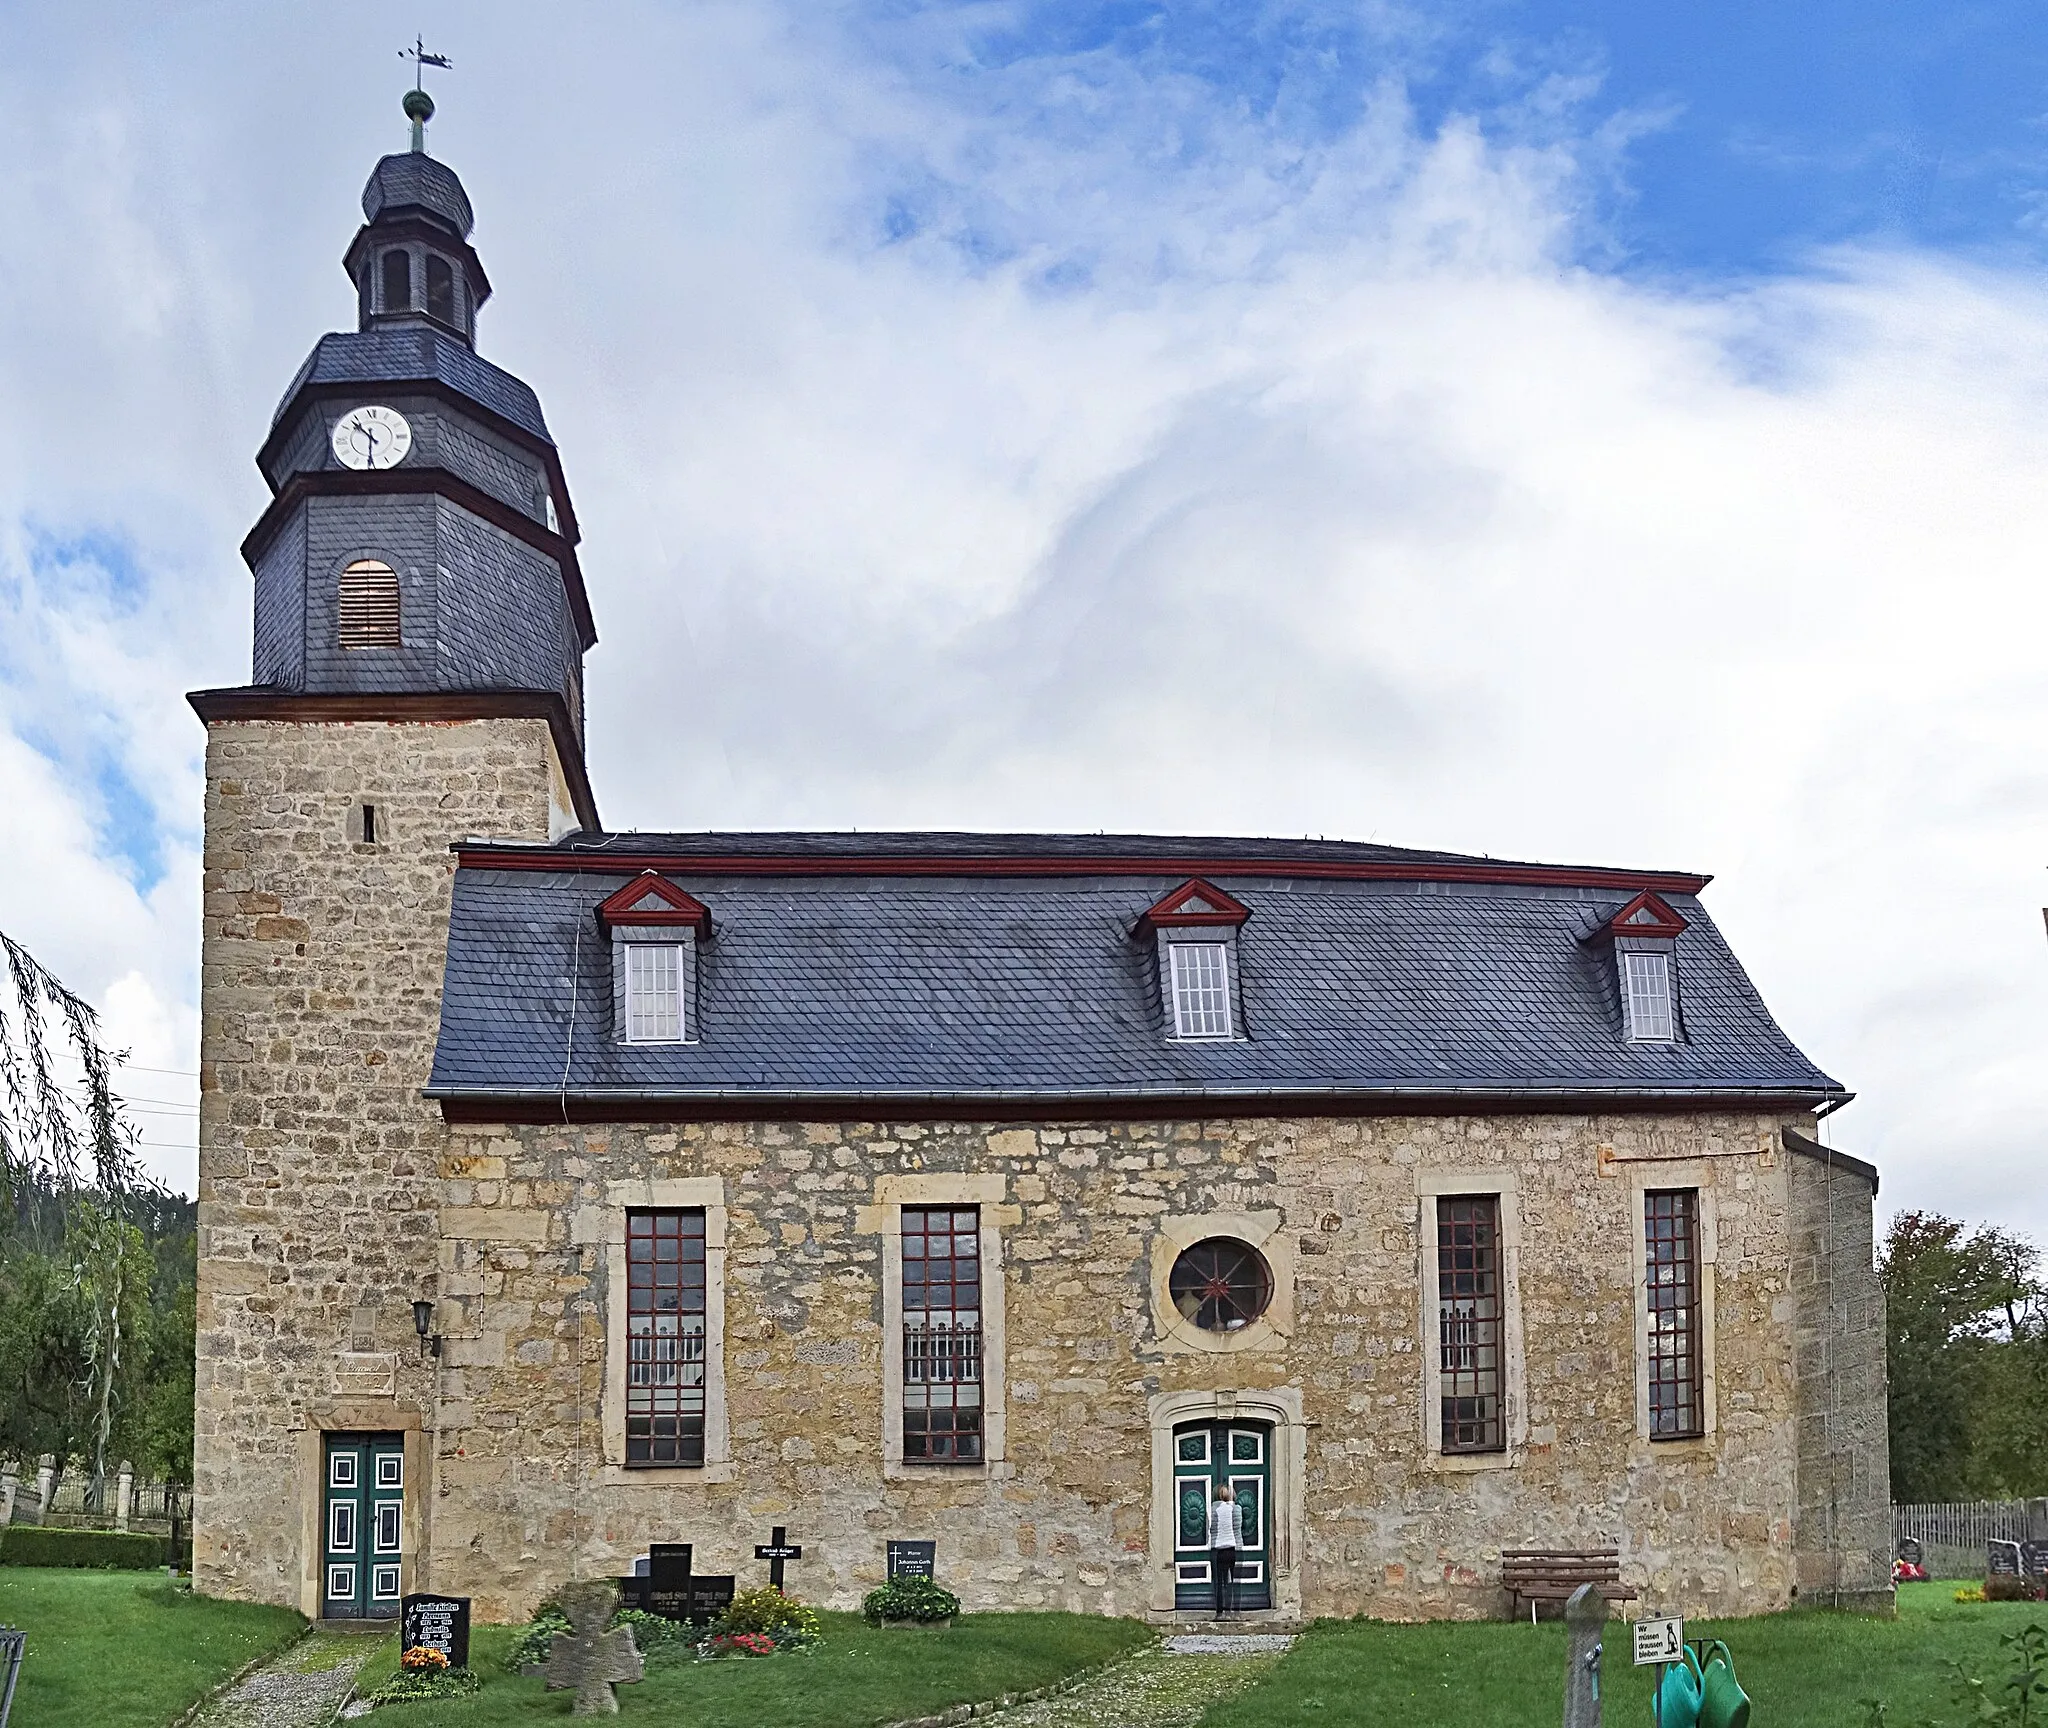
[1169, 943, 1233, 1039]
[598, 872, 712, 1047]
[1139, 879, 1250, 1042]
[624, 944, 683, 1043]
[1622, 950, 1675, 1043]
[1596, 891, 1688, 1046]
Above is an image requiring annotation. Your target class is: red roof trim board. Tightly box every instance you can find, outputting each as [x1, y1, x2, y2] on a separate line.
[1603, 890, 1689, 939]
[1139, 878, 1250, 932]
[595, 871, 712, 936]
[453, 845, 1711, 895]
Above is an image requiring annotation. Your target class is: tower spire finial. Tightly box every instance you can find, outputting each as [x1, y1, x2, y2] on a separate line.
[399, 37, 452, 154]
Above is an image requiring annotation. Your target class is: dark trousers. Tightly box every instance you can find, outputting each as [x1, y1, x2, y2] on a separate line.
[1211, 1546, 1237, 1616]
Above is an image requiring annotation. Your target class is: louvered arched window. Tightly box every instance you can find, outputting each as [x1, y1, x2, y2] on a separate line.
[381, 249, 412, 313]
[338, 560, 401, 650]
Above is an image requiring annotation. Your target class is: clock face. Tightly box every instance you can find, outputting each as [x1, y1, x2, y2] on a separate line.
[331, 405, 412, 471]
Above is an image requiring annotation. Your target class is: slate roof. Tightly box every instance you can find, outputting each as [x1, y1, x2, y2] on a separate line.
[270, 328, 551, 444]
[361, 152, 474, 237]
[426, 832, 1845, 1109]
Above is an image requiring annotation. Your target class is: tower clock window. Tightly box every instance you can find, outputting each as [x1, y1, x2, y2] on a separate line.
[381, 249, 412, 313]
[426, 255, 456, 327]
[337, 561, 401, 650]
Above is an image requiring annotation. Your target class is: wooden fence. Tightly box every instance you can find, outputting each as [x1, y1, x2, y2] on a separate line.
[1894, 1499, 2048, 1577]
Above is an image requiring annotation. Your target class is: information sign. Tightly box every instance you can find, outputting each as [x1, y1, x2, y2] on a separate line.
[1631, 1616, 1684, 1667]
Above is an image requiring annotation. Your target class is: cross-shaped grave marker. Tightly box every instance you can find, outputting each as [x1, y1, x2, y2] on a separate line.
[754, 1525, 804, 1592]
[544, 1579, 644, 1717]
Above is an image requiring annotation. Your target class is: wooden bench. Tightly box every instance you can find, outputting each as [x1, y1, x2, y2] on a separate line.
[1500, 1549, 1636, 1622]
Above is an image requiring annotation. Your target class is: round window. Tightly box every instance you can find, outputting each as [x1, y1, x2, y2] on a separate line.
[1168, 1237, 1273, 1332]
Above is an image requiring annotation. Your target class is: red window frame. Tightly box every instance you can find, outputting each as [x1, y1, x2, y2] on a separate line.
[625, 1208, 706, 1466]
[901, 1206, 983, 1463]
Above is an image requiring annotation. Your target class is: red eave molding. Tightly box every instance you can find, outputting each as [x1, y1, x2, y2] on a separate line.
[455, 845, 1711, 896]
[1604, 890, 1689, 939]
[595, 870, 713, 936]
[1139, 878, 1251, 932]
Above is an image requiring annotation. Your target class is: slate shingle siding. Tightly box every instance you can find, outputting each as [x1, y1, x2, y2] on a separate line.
[428, 856, 1843, 1101]
[264, 396, 550, 527]
[249, 508, 307, 689]
[270, 327, 551, 444]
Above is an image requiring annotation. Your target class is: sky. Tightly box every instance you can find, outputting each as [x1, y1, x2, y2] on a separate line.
[1, 1, 2045, 1233]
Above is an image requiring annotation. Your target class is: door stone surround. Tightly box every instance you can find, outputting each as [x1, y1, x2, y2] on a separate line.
[1145, 1386, 1305, 1619]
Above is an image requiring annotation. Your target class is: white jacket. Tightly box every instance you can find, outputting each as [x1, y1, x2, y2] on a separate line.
[1208, 1500, 1243, 1548]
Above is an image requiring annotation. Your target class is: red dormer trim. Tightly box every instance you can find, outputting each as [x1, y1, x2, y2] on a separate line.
[596, 871, 712, 937]
[1139, 878, 1251, 934]
[1604, 890, 1688, 940]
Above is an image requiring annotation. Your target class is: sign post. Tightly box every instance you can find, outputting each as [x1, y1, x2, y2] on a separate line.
[754, 1526, 804, 1592]
[1631, 1615, 1684, 1728]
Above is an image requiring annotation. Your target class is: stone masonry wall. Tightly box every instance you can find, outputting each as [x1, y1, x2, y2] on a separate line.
[422, 1110, 1821, 1624]
[193, 716, 560, 1607]
[1787, 1143, 1893, 1610]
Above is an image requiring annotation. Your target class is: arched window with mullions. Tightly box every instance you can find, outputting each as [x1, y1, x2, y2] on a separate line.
[337, 560, 401, 650]
[425, 255, 456, 327]
[380, 249, 412, 314]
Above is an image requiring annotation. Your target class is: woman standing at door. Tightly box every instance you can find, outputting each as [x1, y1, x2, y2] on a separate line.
[1208, 1481, 1242, 1618]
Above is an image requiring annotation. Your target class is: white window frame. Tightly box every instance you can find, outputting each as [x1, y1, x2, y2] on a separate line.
[622, 941, 686, 1044]
[1168, 941, 1234, 1040]
[1621, 948, 1676, 1043]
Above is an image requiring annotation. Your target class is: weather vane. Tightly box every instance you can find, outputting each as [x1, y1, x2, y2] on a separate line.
[399, 37, 452, 153]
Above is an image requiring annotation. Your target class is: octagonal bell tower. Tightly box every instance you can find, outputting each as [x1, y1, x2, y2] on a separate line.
[185, 92, 599, 1613]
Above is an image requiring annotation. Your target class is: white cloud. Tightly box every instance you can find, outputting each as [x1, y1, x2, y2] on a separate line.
[0, 2, 2042, 1229]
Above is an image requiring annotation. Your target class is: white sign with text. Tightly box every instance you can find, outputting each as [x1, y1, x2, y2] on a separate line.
[1632, 1616, 1684, 1666]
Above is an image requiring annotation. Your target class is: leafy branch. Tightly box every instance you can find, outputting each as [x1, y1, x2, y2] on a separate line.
[0, 930, 140, 1198]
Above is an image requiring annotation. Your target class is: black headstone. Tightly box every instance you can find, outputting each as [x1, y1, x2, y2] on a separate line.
[401, 1594, 471, 1670]
[887, 1540, 937, 1581]
[2023, 1541, 2048, 1579]
[1989, 1539, 2023, 1576]
[1895, 1537, 1923, 1568]
[641, 1545, 697, 1622]
[685, 1576, 737, 1622]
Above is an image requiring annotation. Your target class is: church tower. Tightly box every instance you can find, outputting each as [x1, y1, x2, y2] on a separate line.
[186, 91, 598, 1613]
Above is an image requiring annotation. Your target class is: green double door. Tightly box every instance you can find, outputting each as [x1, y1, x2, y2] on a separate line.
[322, 1432, 404, 1619]
[1173, 1420, 1273, 1611]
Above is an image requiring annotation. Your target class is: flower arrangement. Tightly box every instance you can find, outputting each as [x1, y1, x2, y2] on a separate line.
[708, 1586, 825, 1653]
[400, 1645, 450, 1672]
[701, 1631, 776, 1658]
[372, 1645, 480, 1705]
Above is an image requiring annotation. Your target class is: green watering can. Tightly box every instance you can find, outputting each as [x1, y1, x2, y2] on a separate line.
[1655, 1646, 1703, 1728]
[1696, 1640, 1752, 1728]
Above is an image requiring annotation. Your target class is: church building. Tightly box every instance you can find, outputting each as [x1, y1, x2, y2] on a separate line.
[188, 102, 1892, 1627]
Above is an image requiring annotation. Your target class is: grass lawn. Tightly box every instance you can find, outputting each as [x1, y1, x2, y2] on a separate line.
[1200, 1582, 2048, 1728]
[0, 1566, 305, 1728]
[348, 1611, 1148, 1725]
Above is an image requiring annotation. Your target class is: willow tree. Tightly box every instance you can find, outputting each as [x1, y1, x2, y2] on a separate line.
[0, 932, 138, 1198]
[1, 931, 143, 1507]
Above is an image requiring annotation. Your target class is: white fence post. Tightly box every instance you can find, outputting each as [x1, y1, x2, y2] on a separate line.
[32, 1457, 55, 1521]
[0, 1467, 15, 1529]
[115, 1461, 134, 1532]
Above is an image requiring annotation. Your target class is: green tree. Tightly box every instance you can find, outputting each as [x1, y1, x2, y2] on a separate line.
[1884, 1211, 2048, 1501]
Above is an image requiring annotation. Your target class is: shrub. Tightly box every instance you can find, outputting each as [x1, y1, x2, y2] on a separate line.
[613, 1607, 696, 1663]
[0, 1527, 165, 1569]
[862, 1577, 961, 1626]
[504, 1604, 570, 1673]
[371, 1664, 481, 1705]
[711, 1587, 824, 1651]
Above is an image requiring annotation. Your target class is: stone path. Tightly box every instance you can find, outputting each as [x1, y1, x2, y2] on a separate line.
[187, 1625, 387, 1728]
[988, 1634, 1292, 1728]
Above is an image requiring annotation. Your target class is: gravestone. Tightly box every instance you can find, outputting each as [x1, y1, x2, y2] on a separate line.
[1989, 1539, 2023, 1576]
[544, 1579, 643, 1717]
[1895, 1538, 1923, 1569]
[887, 1540, 937, 1581]
[2025, 1542, 2048, 1580]
[401, 1593, 471, 1670]
[616, 1543, 734, 1623]
[754, 1526, 804, 1592]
